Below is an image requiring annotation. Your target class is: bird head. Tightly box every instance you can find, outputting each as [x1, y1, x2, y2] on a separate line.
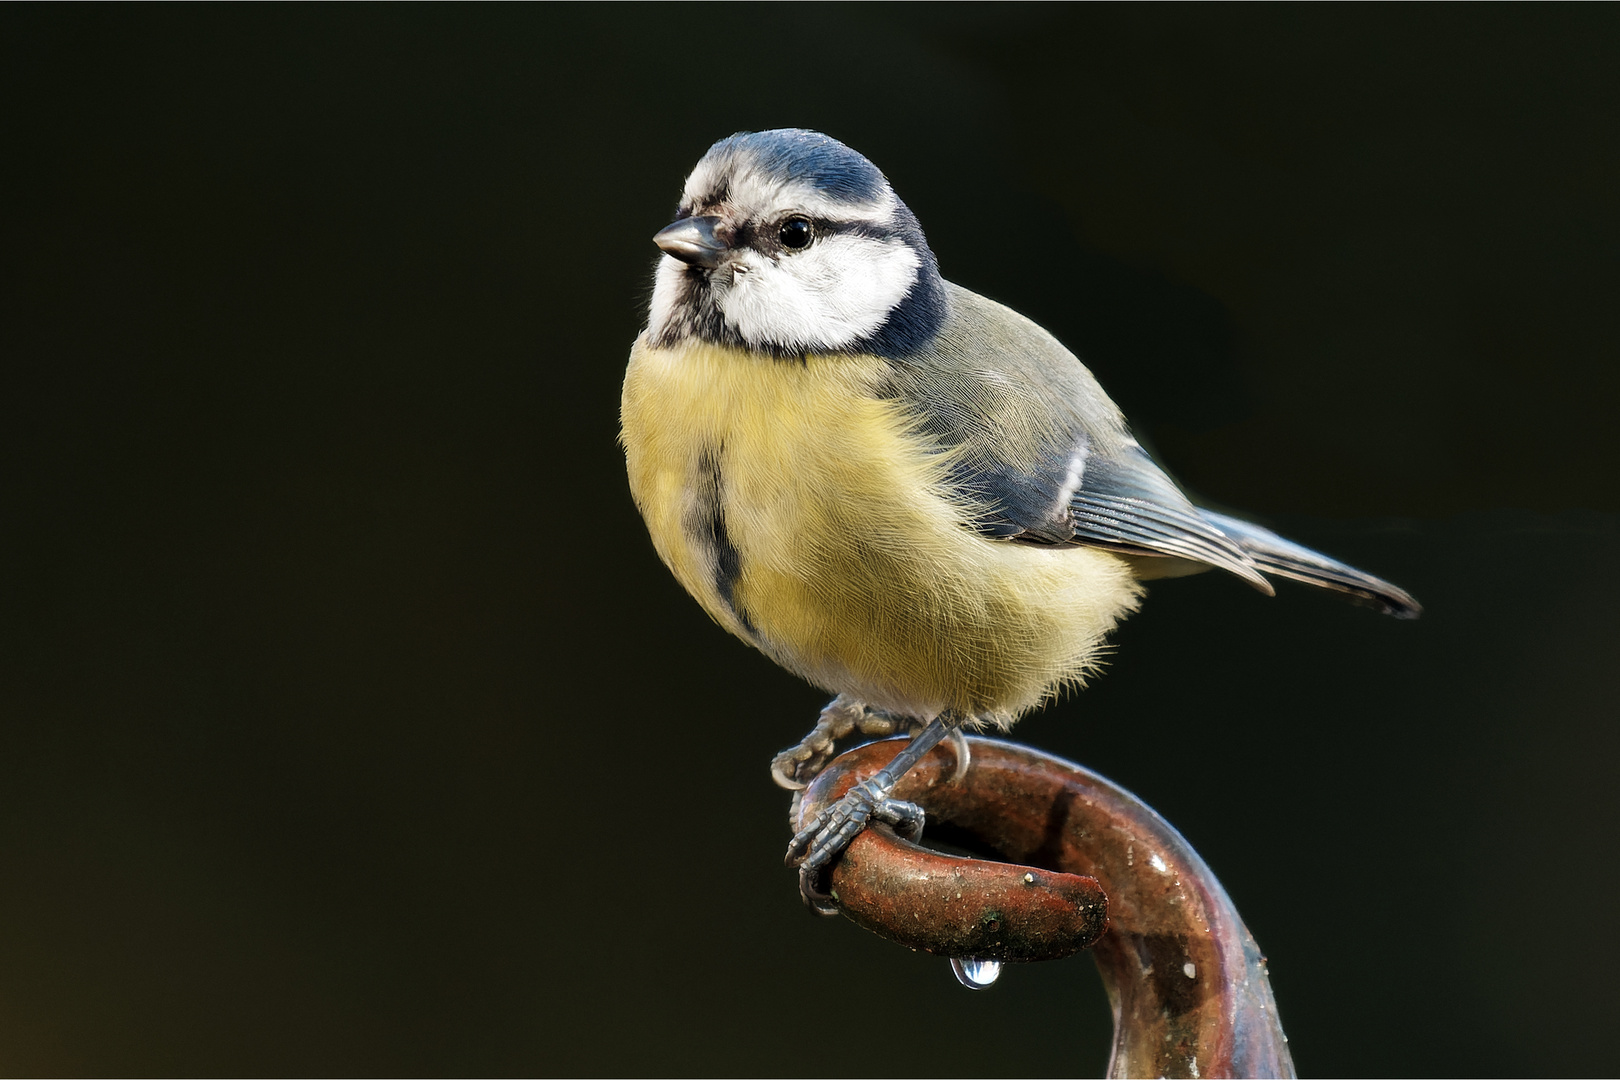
[647, 129, 945, 359]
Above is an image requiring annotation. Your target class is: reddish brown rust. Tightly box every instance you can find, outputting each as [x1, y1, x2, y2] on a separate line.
[797, 737, 1295, 1080]
[831, 824, 1108, 963]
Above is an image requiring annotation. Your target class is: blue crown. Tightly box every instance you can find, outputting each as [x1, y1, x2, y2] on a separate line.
[704, 129, 888, 204]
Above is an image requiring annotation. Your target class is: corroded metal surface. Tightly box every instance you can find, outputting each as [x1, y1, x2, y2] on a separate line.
[797, 738, 1296, 1080]
[832, 825, 1109, 963]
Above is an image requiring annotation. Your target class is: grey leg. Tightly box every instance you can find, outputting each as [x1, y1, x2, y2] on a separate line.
[784, 713, 963, 909]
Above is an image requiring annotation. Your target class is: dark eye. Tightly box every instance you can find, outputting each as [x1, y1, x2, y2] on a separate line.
[779, 217, 813, 250]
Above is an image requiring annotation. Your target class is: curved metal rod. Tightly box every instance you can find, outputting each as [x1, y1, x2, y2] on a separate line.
[797, 737, 1296, 1080]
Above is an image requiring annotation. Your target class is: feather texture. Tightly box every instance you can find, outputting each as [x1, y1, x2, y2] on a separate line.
[626, 130, 1418, 728]
[621, 334, 1143, 727]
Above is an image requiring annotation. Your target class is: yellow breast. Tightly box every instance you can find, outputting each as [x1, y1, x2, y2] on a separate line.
[620, 334, 1142, 726]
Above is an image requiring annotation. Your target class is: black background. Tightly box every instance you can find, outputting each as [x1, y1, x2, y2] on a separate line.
[5, 6, 1618, 1075]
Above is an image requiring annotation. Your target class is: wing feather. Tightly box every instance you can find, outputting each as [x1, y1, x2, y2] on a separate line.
[1199, 511, 1422, 618]
[880, 281, 1415, 615]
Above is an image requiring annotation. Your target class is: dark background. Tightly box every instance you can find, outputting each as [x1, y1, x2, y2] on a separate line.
[4, 5, 1617, 1075]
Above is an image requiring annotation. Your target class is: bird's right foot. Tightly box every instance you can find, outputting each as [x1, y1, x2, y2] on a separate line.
[786, 775, 927, 914]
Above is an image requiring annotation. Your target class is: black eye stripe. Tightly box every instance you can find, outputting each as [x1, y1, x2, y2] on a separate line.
[732, 217, 897, 250]
[821, 220, 894, 240]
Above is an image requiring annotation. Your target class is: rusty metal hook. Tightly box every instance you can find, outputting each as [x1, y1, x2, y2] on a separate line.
[795, 737, 1296, 1080]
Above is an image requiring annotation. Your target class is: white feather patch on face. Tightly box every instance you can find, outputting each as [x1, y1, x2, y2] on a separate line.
[712, 232, 920, 352]
[650, 142, 922, 352]
[648, 256, 686, 343]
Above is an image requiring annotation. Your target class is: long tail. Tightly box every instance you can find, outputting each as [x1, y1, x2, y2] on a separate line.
[1199, 510, 1422, 619]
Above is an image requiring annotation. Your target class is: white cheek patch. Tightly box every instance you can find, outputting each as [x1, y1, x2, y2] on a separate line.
[718, 234, 921, 352]
[647, 256, 688, 342]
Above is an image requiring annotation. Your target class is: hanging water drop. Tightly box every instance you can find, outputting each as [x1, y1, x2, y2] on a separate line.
[950, 957, 1002, 990]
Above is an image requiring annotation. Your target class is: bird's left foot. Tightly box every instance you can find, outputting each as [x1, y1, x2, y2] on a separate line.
[785, 775, 926, 914]
[770, 694, 908, 792]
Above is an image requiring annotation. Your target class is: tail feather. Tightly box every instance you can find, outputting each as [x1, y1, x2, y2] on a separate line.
[1199, 510, 1422, 619]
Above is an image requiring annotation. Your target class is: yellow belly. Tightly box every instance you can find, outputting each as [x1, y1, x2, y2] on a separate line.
[619, 335, 1142, 726]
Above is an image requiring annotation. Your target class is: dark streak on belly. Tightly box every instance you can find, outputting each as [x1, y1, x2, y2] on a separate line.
[686, 444, 755, 637]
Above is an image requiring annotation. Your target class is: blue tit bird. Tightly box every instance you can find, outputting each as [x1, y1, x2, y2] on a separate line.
[619, 129, 1419, 905]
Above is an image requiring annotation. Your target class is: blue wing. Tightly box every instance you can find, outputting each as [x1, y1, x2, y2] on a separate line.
[882, 282, 1420, 618]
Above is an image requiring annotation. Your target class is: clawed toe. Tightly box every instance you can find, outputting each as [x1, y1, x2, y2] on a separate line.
[944, 727, 971, 782]
[791, 786, 927, 912]
[798, 865, 841, 915]
[872, 797, 926, 842]
[782, 713, 965, 914]
[770, 754, 809, 791]
[770, 696, 917, 791]
[786, 779, 926, 872]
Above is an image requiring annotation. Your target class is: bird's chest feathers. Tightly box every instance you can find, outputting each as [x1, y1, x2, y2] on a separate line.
[620, 337, 961, 641]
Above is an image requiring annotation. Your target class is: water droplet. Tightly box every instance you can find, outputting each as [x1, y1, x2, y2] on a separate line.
[950, 957, 1002, 990]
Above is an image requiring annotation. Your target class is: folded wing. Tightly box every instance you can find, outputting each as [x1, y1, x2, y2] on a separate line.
[885, 281, 1419, 617]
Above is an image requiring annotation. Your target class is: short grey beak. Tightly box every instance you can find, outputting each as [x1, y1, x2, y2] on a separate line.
[654, 215, 727, 269]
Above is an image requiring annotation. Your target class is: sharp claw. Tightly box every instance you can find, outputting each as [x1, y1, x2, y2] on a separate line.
[785, 825, 816, 867]
[945, 727, 971, 782]
[770, 759, 808, 791]
[798, 866, 841, 916]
